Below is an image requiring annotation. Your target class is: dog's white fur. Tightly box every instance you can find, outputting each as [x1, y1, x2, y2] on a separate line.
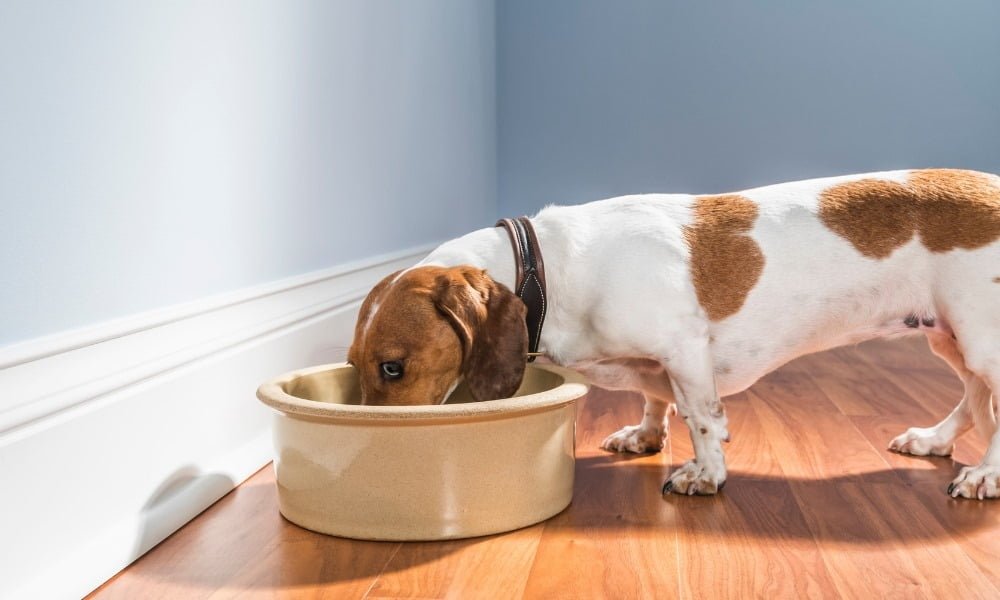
[412, 169, 1000, 498]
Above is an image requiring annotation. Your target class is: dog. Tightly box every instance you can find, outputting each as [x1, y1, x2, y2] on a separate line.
[347, 168, 1000, 499]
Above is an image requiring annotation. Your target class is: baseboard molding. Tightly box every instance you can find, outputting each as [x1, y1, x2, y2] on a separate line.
[0, 243, 436, 600]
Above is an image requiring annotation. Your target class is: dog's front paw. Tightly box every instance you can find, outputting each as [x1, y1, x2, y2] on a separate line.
[600, 425, 665, 454]
[662, 460, 726, 495]
[948, 464, 1000, 500]
[888, 427, 954, 457]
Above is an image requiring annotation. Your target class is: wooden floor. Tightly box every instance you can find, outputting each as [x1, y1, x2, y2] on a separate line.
[90, 338, 1000, 599]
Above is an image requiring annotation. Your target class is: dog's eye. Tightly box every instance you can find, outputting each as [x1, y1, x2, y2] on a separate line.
[380, 361, 404, 380]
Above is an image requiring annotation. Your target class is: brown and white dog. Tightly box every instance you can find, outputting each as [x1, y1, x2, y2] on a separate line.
[347, 169, 1000, 499]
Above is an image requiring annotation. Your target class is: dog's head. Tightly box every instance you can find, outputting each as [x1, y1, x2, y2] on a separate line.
[347, 266, 528, 406]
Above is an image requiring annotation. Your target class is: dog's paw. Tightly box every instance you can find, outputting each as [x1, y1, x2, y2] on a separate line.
[662, 460, 726, 495]
[888, 427, 954, 457]
[600, 425, 665, 454]
[948, 464, 1000, 500]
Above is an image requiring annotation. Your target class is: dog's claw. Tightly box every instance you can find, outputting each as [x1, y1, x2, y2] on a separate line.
[948, 464, 1000, 499]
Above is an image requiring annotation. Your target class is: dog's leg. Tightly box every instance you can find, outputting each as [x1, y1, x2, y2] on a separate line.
[591, 361, 675, 453]
[661, 339, 729, 495]
[600, 394, 672, 453]
[889, 334, 993, 456]
[948, 345, 1000, 499]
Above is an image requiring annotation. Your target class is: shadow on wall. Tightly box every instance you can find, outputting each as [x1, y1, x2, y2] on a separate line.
[130, 466, 236, 562]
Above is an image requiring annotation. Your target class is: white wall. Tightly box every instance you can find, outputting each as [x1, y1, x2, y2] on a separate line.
[0, 0, 496, 346]
[0, 246, 428, 599]
[497, 0, 1000, 215]
[0, 2, 495, 597]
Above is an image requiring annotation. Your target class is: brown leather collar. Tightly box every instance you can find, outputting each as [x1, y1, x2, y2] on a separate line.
[495, 217, 547, 362]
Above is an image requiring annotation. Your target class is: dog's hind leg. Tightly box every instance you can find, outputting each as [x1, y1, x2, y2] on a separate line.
[929, 264, 1000, 498]
[948, 342, 1000, 499]
[889, 334, 994, 457]
[935, 270, 1000, 498]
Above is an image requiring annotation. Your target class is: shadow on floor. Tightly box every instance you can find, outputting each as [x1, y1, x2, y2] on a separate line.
[122, 453, 1000, 593]
[565, 453, 1000, 544]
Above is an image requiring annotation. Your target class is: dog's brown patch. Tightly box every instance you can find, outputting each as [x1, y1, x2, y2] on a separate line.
[994, 276, 1000, 284]
[348, 266, 527, 405]
[348, 268, 466, 406]
[683, 194, 765, 321]
[819, 169, 1000, 259]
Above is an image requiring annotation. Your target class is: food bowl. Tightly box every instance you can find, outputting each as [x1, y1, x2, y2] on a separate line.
[255, 362, 589, 541]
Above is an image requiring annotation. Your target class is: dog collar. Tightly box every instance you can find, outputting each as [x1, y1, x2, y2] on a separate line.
[495, 217, 547, 362]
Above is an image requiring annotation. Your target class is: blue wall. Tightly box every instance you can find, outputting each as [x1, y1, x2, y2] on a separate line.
[498, 0, 1000, 215]
[5, 1, 1000, 346]
[0, 1, 496, 345]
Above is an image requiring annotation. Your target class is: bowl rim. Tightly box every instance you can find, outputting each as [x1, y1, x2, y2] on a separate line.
[256, 362, 590, 422]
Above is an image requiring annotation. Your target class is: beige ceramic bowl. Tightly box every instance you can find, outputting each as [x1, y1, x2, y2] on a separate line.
[256, 362, 589, 541]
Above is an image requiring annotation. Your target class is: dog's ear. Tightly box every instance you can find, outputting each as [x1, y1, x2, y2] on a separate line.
[432, 267, 528, 401]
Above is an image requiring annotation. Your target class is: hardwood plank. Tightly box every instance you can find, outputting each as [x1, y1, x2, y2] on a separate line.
[748, 373, 892, 481]
[522, 391, 680, 600]
[205, 537, 399, 600]
[366, 526, 542, 600]
[807, 347, 937, 418]
[845, 348, 964, 417]
[749, 368, 999, 598]
[850, 337, 942, 372]
[442, 527, 543, 600]
[88, 467, 400, 600]
[850, 414, 1000, 589]
[671, 395, 838, 599]
[790, 478, 999, 598]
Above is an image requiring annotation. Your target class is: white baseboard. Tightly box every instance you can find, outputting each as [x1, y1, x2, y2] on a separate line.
[0, 244, 436, 600]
